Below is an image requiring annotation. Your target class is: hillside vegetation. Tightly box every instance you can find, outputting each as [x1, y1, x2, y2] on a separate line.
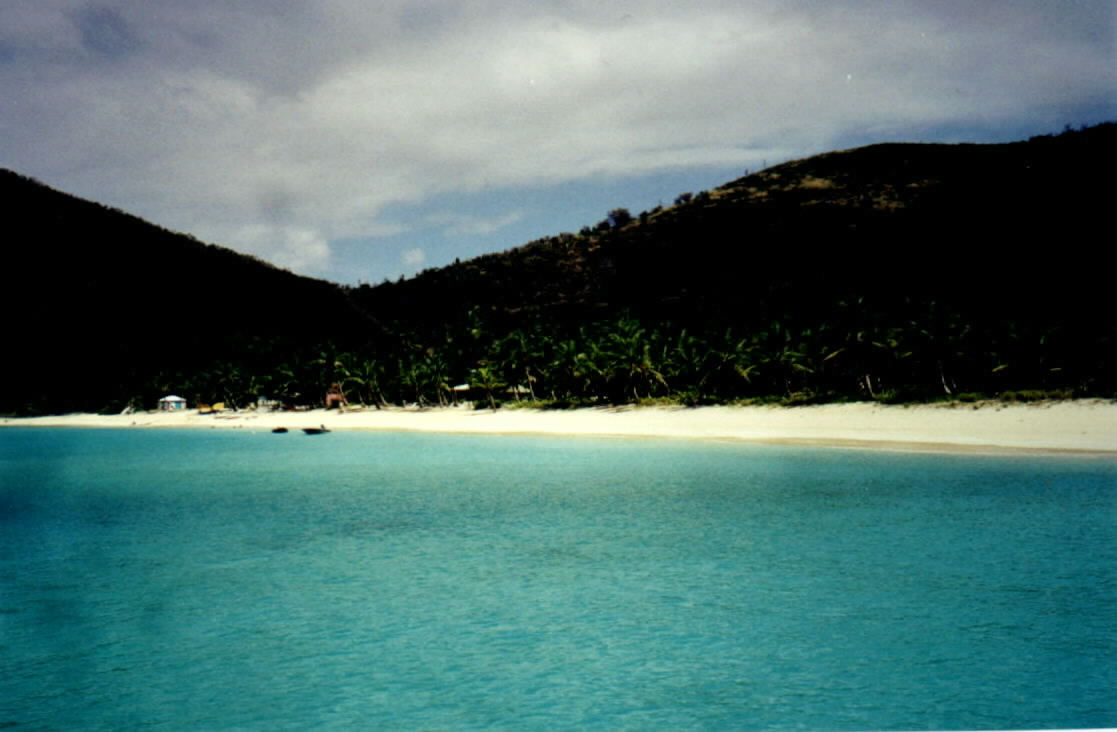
[2, 124, 1113, 414]
[348, 123, 1115, 407]
[1, 169, 380, 414]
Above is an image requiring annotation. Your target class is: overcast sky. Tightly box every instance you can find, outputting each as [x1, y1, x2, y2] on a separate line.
[2, 1, 1113, 284]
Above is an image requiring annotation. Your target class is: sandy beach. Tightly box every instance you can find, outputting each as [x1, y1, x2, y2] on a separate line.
[4, 400, 1115, 454]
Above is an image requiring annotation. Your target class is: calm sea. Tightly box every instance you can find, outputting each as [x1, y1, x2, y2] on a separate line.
[1, 427, 1114, 730]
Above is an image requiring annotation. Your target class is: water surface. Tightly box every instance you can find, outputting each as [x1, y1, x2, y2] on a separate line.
[1, 428, 1114, 729]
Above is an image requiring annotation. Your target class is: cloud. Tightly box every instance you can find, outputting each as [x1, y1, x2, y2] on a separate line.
[231, 224, 333, 274]
[426, 211, 525, 237]
[400, 247, 426, 269]
[0, 1, 1112, 278]
[71, 5, 143, 60]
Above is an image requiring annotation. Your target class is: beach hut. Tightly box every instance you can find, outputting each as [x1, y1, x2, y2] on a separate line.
[451, 384, 473, 405]
[158, 395, 187, 411]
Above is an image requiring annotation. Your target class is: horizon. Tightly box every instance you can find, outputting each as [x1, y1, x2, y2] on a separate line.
[2, 2, 1113, 285]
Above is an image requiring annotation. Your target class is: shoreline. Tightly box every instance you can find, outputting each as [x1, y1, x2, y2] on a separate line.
[3, 400, 1115, 456]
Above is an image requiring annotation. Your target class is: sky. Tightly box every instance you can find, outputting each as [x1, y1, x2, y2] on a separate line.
[1, 1, 1113, 285]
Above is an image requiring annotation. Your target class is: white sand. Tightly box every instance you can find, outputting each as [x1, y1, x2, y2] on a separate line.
[4, 401, 1115, 454]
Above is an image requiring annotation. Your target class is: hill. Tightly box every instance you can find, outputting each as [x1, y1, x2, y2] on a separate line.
[0, 169, 379, 414]
[355, 125, 1113, 329]
[3, 124, 1114, 413]
[347, 124, 1115, 404]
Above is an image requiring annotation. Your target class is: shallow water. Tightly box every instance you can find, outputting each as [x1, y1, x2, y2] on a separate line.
[1, 428, 1114, 730]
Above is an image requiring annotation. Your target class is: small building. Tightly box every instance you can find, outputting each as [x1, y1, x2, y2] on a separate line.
[158, 395, 187, 411]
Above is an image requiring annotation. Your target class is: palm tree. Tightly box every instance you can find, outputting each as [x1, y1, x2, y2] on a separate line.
[703, 328, 762, 402]
[495, 328, 543, 401]
[547, 332, 602, 403]
[419, 348, 451, 407]
[470, 365, 504, 410]
[307, 344, 355, 406]
[603, 318, 667, 402]
[343, 356, 389, 408]
[663, 329, 708, 403]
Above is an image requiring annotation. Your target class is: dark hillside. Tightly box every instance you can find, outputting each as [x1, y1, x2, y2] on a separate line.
[2, 124, 1112, 413]
[349, 124, 1115, 403]
[1, 170, 380, 414]
[356, 125, 1112, 329]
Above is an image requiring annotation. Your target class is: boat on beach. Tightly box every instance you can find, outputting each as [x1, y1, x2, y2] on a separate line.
[302, 425, 330, 435]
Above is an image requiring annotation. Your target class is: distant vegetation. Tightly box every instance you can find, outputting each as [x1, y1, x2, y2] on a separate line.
[2, 124, 1114, 415]
[0, 169, 381, 415]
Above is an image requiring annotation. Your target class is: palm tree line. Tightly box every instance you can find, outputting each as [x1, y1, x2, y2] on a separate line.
[136, 295, 1106, 411]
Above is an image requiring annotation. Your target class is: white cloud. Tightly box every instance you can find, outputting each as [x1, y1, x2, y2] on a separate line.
[1, 1, 1112, 278]
[228, 224, 333, 274]
[400, 247, 427, 269]
[425, 211, 525, 237]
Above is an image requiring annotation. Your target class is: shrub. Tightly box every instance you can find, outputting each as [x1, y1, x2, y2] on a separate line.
[999, 389, 1074, 403]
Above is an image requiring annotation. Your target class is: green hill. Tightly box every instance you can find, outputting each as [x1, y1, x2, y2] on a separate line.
[3, 124, 1113, 413]
[347, 123, 1115, 405]
[0, 169, 380, 414]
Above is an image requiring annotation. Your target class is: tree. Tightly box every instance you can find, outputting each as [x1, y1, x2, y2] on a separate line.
[606, 208, 633, 228]
[495, 328, 542, 401]
[602, 318, 667, 401]
[470, 365, 504, 410]
[344, 357, 389, 408]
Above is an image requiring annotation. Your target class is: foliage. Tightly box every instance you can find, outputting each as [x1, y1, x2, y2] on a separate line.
[3, 124, 1115, 414]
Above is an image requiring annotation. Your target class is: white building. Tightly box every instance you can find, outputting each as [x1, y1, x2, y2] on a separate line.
[157, 395, 187, 411]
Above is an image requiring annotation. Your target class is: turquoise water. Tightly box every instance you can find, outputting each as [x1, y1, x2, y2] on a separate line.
[1, 428, 1114, 730]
